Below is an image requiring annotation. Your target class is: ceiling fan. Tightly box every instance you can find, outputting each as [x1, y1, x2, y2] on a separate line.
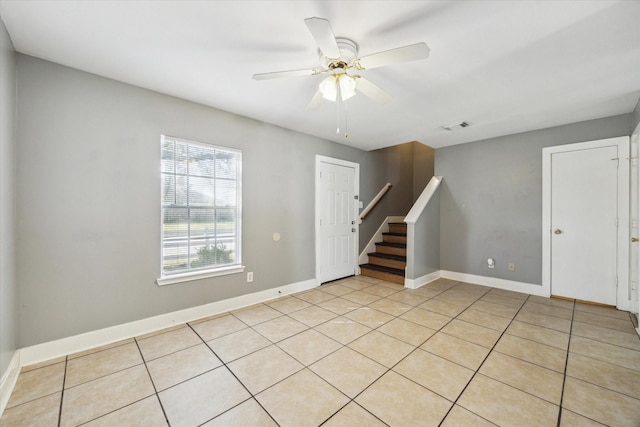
[252, 17, 430, 109]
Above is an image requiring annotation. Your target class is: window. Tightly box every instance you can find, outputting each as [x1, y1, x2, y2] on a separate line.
[159, 135, 242, 284]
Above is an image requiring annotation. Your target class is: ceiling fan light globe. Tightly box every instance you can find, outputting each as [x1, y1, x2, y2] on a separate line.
[339, 75, 357, 101]
[319, 75, 338, 101]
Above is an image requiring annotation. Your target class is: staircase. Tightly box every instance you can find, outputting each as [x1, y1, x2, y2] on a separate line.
[360, 222, 406, 284]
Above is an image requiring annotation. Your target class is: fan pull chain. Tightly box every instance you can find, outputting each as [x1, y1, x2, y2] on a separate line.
[336, 97, 340, 134]
[344, 99, 349, 138]
[334, 83, 349, 138]
[336, 82, 341, 134]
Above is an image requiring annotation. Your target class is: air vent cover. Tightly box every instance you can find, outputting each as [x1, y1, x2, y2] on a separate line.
[442, 121, 470, 131]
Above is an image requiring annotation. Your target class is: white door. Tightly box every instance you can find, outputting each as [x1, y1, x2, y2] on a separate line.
[549, 145, 618, 305]
[317, 158, 358, 283]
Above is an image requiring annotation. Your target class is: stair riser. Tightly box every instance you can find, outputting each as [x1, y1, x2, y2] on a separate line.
[360, 267, 405, 285]
[376, 244, 406, 256]
[369, 257, 406, 270]
[383, 235, 407, 244]
[389, 224, 407, 234]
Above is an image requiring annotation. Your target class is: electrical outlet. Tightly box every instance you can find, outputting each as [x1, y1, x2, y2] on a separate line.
[508, 263, 515, 272]
[247, 272, 254, 283]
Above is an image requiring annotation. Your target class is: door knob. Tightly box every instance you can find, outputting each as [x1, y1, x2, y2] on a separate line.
[632, 237, 639, 243]
[554, 229, 562, 235]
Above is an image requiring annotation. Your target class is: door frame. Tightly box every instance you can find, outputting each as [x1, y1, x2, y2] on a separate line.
[542, 136, 630, 310]
[630, 125, 640, 327]
[315, 155, 360, 285]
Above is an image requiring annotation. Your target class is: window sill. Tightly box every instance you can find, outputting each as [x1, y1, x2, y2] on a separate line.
[157, 265, 246, 286]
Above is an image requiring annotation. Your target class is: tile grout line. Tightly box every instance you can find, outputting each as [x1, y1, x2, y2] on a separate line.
[9, 278, 639, 426]
[556, 298, 576, 427]
[56, 355, 68, 427]
[249, 279, 409, 425]
[312, 279, 412, 427]
[436, 292, 535, 425]
[63, 341, 178, 426]
[331, 281, 491, 424]
[185, 322, 281, 426]
[559, 305, 640, 418]
[133, 337, 171, 427]
[255, 282, 397, 424]
[163, 281, 640, 425]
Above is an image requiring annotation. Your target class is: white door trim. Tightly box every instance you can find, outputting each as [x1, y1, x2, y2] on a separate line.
[542, 136, 630, 310]
[315, 155, 360, 285]
[631, 124, 640, 327]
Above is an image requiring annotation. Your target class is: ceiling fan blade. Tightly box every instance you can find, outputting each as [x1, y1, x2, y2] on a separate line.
[304, 17, 341, 59]
[357, 42, 430, 70]
[306, 90, 324, 110]
[355, 77, 392, 104]
[252, 68, 320, 80]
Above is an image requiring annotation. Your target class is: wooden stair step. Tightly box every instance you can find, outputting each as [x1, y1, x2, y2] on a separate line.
[388, 223, 407, 234]
[375, 241, 406, 256]
[375, 242, 406, 248]
[382, 232, 407, 244]
[368, 252, 406, 262]
[360, 263, 405, 285]
[368, 252, 406, 269]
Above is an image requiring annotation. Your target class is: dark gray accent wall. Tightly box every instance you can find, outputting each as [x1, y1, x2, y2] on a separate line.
[16, 55, 384, 347]
[412, 142, 435, 202]
[435, 114, 633, 285]
[358, 141, 434, 249]
[0, 16, 17, 376]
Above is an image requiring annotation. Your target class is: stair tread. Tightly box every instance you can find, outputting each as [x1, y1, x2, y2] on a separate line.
[368, 252, 406, 262]
[375, 242, 406, 248]
[383, 232, 407, 237]
[389, 222, 407, 226]
[360, 263, 405, 276]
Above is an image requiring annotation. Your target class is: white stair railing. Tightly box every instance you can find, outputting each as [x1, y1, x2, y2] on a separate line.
[404, 176, 443, 289]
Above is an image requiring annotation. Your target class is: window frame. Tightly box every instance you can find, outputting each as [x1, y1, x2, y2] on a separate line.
[157, 135, 244, 286]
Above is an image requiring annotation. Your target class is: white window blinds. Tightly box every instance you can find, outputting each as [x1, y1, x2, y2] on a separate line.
[161, 135, 242, 277]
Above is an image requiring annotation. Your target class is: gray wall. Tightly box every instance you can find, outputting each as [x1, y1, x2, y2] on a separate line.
[633, 98, 640, 131]
[16, 55, 388, 347]
[435, 114, 633, 285]
[406, 184, 440, 281]
[0, 17, 17, 378]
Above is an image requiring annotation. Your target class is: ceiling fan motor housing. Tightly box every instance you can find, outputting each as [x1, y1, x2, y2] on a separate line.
[320, 38, 358, 70]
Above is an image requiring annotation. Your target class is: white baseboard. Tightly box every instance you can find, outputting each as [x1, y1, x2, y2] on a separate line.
[440, 270, 546, 296]
[0, 350, 21, 416]
[404, 271, 440, 289]
[20, 279, 317, 367]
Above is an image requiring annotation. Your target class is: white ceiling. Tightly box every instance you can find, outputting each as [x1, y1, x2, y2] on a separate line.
[1, 0, 639, 151]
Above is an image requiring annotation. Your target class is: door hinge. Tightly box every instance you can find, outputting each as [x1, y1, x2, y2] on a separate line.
[354, 195, 359, 200]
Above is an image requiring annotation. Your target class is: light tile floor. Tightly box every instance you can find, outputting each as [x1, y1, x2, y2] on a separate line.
[2, 276, 640, 426]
